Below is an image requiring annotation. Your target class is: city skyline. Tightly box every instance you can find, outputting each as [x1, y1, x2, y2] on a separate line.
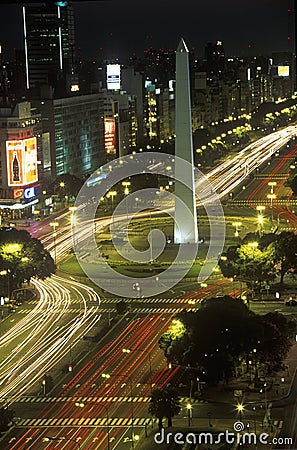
[0, 0, 294, 60]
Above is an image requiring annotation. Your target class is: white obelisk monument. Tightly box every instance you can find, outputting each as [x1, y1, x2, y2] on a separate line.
[174, 38, 198, 244]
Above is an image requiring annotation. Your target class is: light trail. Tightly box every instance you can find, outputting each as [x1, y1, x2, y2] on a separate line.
[0, 208, 102, 405]
[3, 124, 297, 447]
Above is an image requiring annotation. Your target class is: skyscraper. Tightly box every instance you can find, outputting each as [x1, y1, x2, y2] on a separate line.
[174, 38, 198, 244]
[23, 2, 75, 91]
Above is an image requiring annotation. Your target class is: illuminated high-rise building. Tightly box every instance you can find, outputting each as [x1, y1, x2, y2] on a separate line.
[22, 2, 75, 92]
[174, 38, 198, 244]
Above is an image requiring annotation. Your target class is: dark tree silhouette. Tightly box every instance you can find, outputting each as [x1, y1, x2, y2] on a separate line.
[148, 387, 181, 429]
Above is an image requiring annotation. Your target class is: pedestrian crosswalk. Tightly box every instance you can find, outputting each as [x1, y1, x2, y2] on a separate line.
[17, 308, 84, 314]
[101, 297, 190, 304]
[19, 306, 200, 315]
[16, 416, 153, 428]
[17, 306, 199, 315]
[17, 395, 206, 405]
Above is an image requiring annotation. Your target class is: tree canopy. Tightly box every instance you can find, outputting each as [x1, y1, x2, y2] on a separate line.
[219, 231, 297, 288]
[0, 228, 55, 296]
[159, 296, 294, 385]
[148, 387, 181, 429]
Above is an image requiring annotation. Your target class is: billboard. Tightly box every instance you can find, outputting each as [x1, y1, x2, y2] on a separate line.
[104, 118, 116, 154]
[107, 64, 121, 90]
[24, 137, 38, 184]
[6, 137, 38, 186]
[278, 65, 290, 77]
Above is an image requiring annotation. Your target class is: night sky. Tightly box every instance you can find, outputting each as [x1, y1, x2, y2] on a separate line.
[0, 0, 294, 61]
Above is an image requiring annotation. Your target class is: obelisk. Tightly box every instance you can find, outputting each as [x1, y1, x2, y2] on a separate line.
[174, 38, 198, 244]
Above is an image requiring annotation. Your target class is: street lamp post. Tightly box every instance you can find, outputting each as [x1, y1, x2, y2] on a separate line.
[69, 206, 78, 248]
[0, 296, 4, 320]
[236, 402, 245, 422]
[256, 205, 265, 237]
[41, 377, 46, 396]
[122, 348, 153, 393]
[268, 181, 277, 195]
[232, 221, 242, 240]
[248, 242, 258, 295]
[267, 194, 276, 222]
[186, 403, 192, 427]
[107, 190, 117, 207]
[102, 373, 136, 448]
[260, 382, 268, 414]
[122, 347, 154, 428]
[122, 181, 131, 221]
[49, 221, 59, 264]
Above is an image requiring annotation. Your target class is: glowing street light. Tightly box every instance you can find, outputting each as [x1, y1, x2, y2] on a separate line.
[122, 347, 153, 393]
[107, 190, 117, 205]
[101, 372, 135, 448]
[232, 222, 242, 239]
[186, 402, 192, 426]
[122, 181, 131, 196]
[236, 402, 245, 421]
[256, 205, 265, 236]
[44, 436, 81, 449]
[267, 193, 276, 221]
[268, 181, 277, 194]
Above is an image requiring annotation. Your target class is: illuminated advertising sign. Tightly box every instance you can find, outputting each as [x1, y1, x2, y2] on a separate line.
[6, 140, 24, 186]
[6, 137, 38, 187]
[24, 137, 38, 184]
[24, 187, 36, 199]
[104, 118, 116, 154]
[107, 64, 121, 90]
[13, 189, 24, 199]
[70, 84, 79, 92]
[278, 65, 290, 77]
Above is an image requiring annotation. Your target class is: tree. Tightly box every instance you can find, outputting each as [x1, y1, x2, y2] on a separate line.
[159, 297, 294, 385]
[256, 312, 295, 373]
[116, 300, 128, 315]
[148, 387, 181, 429]
[0, 407, 14, 432]
[269, 231, 297, 284]
[219, 241, 276, 291]
[0, 229, 55, 295]
[236, 244, 275, 290]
